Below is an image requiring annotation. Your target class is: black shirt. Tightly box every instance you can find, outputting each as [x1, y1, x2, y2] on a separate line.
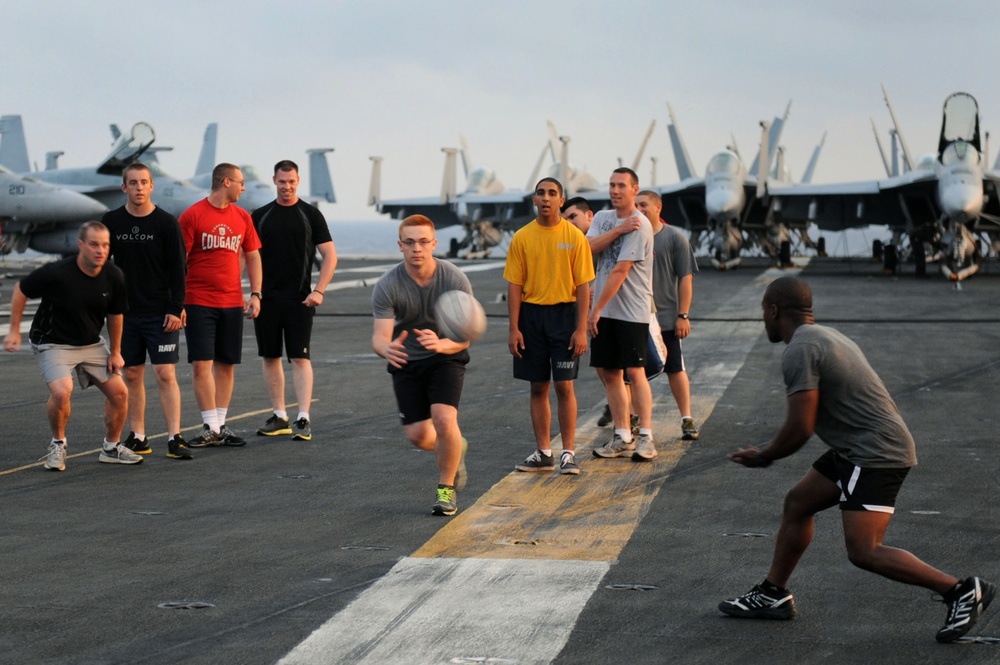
[19, 257, 127, 346]
[252, 199, 332, 300]
[104, 206, 186, 317]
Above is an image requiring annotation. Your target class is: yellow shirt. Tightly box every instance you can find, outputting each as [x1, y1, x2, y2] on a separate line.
[503, 218, 595, 305]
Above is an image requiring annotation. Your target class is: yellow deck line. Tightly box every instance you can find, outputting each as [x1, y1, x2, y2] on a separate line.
[412, 394, 718, 561]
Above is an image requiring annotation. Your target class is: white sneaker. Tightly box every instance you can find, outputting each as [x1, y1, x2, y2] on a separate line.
[592, 434, 636, 458]
[99, 443, 144, 465]
[632, 433, 657, 461]
[42, 441, 66, 471]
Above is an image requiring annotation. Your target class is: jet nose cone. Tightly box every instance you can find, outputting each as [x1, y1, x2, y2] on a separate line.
[706, 185, 743, 217]
[48, 189, 109, 222]
[940, 183, 982, 220]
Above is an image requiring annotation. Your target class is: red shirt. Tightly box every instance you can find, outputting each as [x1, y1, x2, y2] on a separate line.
[180, 198, 262, 308]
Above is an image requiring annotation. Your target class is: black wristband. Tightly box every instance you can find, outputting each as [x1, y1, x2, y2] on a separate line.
[250, 292, 262, 299]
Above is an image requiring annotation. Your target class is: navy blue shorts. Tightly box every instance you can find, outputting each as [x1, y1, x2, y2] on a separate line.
[513, 302, 580, 383]
[589, 318, 648, 370]
[389, 351, 469, 425]
[661, 328, 685, 374]
[122, 315, 180, 366]
[812, 449, 910, 513]
[184, 305, 245, 364]
[253, 298, 315, 360]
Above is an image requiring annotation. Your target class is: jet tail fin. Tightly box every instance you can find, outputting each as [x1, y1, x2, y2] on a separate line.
[666, 104, 696, 180]
[800, 131, 826, 184]
[96, 121, 155, 175]
[630, 119, 656, 172]
[756, 120, 770, 199]
[0, 115, 31, 172]
[195, 123, 218, 177]
[871, 119, 893, 177]
[881, 84, 914, 172]
[458, 134, 470, 179]
[307, 148, 336, 203]
[440, 148, 458, 203]
[750, 100, 790, 177]
[558, 136, 570, 189]
[368, 156, 382, 207]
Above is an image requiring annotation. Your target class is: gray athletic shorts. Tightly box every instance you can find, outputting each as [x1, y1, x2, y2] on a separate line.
[32, 340, 113, 389]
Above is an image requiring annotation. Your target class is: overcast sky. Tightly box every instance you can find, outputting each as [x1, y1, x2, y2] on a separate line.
[4, 0, 999, 220]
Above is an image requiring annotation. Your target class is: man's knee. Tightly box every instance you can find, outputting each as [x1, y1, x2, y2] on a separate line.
[529, 381, 551, 397]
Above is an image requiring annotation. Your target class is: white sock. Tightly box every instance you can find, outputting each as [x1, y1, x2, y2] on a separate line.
[615, 428, 633, 443]
[103, 438, 118, 451]
[274, 409, 288, 420]
[296, 412, 309, 422]
[540, 449, 552, 456]
[201, 410, 220, 433]
[215, 407, 228, 428]
[52, 438, 66, 447]
[133, 431, 145, 441]
[639, 428, 652, 438]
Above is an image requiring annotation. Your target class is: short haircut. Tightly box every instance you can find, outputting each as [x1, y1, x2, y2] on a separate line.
[211, 162, 241, 190]
[122, 162, 152, 186]
[612, 166, 639, 186]
[78, 220, 109, 241]
[534, 177, 564, 197]
[274, 160, 299, 175]
[764, 276, 813, 314]
[637, 190, 662, 206]
[399, 214, 436, 238]
[562, 196, 591, 213]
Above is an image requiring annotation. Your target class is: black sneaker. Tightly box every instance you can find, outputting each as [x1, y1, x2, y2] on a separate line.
[515, 449, 555, 472]
[682, 417, 700, 441]
[123, 431, 152, 455]
[166, 435, 194, 460]
[432, 486, 457, 516]
[719, 582, 797, 620]
[597, 404, 613, 427]
[936, 576, 996, 643]
[559, 451, 580, 475]
[219, 424, 246, 447]
[257, 414, 292, 436]
[292, 418, 312, 441]
[188, 425, 221, 448]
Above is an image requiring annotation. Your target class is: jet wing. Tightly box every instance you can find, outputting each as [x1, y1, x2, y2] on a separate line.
[657, 178, 706, 231]
[375, 196, 462, 228]
[456, 190, 534, 230]
[769, 171, 939, 232]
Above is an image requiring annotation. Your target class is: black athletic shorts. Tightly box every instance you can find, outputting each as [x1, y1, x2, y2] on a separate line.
[184, 305, 245, 364]
[513, 302, 580, 383]
[122, 315, 180, 366]
[812, 449, 911, 513]
[389, 350, 469, 425]
[589, 317, 648, 370]
[253, 298, 315, 360]
[661, 328, 685, 374]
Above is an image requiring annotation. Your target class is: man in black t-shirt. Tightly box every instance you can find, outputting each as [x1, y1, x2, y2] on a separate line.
[104, 162, 192, 460]
[251, 160, 336, 441]
[3, 221, 142, 470]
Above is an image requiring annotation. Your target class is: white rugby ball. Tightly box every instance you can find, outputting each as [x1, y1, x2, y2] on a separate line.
[435, 290, 487, 342]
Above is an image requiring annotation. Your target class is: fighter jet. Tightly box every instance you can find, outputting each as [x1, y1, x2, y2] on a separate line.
[770, 89, 1000, 282]
[656, 101, 825, 269]
[0, 116, 157, 254]
[0, 166, 109, 254]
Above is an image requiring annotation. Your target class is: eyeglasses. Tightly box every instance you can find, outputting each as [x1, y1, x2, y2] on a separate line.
[399, 238, 434, 246]
[227, 178, 245, 186]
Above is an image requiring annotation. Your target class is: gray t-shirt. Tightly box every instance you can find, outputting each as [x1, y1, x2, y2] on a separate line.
[782, 324, 917, 468]
[371, 259, 473, 362]
[586, 209, 654, 323]
[652, 223, 698, 329]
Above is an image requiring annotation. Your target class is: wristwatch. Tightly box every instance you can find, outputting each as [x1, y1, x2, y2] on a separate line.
[677, 313, 689, 320]
[250, 292, 262, 300]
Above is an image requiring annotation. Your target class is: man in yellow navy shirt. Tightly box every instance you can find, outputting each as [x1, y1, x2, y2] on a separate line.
[505, 178, 595, 475]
